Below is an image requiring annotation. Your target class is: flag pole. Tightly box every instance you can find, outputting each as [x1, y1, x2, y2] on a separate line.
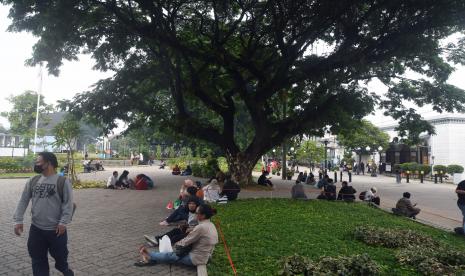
[33, 62, 43, 154]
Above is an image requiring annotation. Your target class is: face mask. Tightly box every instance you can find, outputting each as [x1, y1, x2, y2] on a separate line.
[34, 164, 44, 174]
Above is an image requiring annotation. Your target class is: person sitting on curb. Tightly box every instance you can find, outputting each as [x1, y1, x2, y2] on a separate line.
[181, 165, 192, 176]
[323, 179, 337, 200]
[116, 170, 133, 189]
[220, 174, 241, 201]
[145, 197, 201, 246]
[291, 180, 308, 200]
[160, 186, 202, 226]
[257, 171, 273, 187]
[362, 187, 380, 206]
[337, 181, 356, 202]
[172, 165, 181, 175]
[315, 174, 329, 189]
[135, 204, 218, 268]
[203, 179, 221, 203]
[106, 171, 118, 189]
[393, 192, 421, 219]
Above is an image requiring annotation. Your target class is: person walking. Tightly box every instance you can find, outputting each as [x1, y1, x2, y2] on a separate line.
[395, 168, 402, 183]
[456, 180, 465, 234]
[13, 152, 75, 276]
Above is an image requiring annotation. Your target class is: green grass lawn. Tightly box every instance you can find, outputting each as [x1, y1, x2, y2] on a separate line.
[208, 199, 465, 275]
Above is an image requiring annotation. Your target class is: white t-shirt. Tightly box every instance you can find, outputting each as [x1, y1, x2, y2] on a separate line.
[107, 176, 117, 187]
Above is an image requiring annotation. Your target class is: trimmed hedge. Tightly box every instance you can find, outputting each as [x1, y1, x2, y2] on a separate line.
[434, 165, 447, 174]
[447, 165, 464, 175]
[398, 162, 431, 175]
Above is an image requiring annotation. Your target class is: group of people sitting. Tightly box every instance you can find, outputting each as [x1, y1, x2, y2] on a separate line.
[82, 159, 104, 172]
[133, 175, 241, 268]
[136, 202, 218, 268]
[290, 174, 381, 205]
[106, 170, 155, 190]
[171, 164, 192, 176]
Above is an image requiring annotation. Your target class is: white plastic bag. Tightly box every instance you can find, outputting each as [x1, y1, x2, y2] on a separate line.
[159, 235, 173, 253]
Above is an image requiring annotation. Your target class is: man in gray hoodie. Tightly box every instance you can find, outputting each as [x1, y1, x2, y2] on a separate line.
[13, 152, 74, 276]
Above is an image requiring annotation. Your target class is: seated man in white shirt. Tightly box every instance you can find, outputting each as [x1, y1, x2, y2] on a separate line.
[107, 171, 118, 189]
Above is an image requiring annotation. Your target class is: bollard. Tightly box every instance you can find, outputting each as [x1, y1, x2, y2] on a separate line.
[434, 174, 438, 183]
[348, 172, 352, 183]
[440, 173, 443, 183]
[420, 173, 423, 183]
[406, 173, 410, 183]
[334, 171, 337, 182]
[340, 171, 343, 182]
[319, 173, 322, 180]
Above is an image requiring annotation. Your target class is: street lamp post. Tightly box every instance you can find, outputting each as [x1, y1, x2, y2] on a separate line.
[356, 147, 361, 175]
[323, 140, 329, 174]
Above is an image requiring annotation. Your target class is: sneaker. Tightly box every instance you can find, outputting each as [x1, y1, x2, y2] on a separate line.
[159, 221, 169, 226]
[144, 235, 158, 246]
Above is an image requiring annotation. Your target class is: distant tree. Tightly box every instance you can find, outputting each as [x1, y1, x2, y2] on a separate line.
[53, 114, 81, 183]
[338, 120, 390, 157]
[296, 140, 325, 165]
[0, 123, 7, 133]
[0, 91, 53, 146]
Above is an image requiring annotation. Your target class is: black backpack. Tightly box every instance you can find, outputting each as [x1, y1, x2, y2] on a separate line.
[359, 191, 367, 201]
[30, 175, 77, 218]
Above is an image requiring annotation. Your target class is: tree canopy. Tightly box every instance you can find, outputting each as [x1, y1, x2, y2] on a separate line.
[0, 90, 53, 145]
[337, 120, 390, 154]
[4, 0, 465, 183]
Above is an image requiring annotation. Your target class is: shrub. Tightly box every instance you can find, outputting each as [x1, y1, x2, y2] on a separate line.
[279, 254, 380, 276]
[191, 162, 202, 177]
[354, 226, 438, 248]
[419, 164, 431, 175]
[399, 162, 420, 173]
[73, 180, 105, 189]
[396, 245, 465, 275]
[434, 165, 447, 174]
[0, 158, 23, 170]
[447, 165, 464, 175]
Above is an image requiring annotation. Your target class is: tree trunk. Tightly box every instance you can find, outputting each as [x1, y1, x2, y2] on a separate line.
[226, 152, 259, 187]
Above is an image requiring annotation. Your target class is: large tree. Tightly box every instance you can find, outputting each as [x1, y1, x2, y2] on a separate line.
[4, 1, 465, 184]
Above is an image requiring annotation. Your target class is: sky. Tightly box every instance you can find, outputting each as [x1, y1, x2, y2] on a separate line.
[0, 4, 464, 130]
[0, 5, 112, 128]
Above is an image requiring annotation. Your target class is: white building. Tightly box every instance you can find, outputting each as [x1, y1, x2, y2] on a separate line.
[378, 113, 465, 169]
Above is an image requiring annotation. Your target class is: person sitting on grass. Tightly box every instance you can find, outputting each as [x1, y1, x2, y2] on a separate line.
[203, 179, 221, 203]
[144, 197, 201, 246]
[106, 171, 118, 189]
[220, 174, 241, 201]
[159, 160, 166, 169]
[257, 171, 273, 187]
[291, 180, 308, 200]
[394, 192, 420, 219]
[172, 165, 181, 175]
[135, 204, 219, 268]
[337, 181, 356, 202]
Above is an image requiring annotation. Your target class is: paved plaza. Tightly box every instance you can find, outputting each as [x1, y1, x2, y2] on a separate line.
[0, 166, 463, 275]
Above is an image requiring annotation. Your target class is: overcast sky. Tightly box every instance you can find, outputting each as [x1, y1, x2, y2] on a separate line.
[0, 4, 464, 130]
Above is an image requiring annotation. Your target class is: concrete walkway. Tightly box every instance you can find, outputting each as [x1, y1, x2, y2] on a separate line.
[0, 166, 463, 275]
